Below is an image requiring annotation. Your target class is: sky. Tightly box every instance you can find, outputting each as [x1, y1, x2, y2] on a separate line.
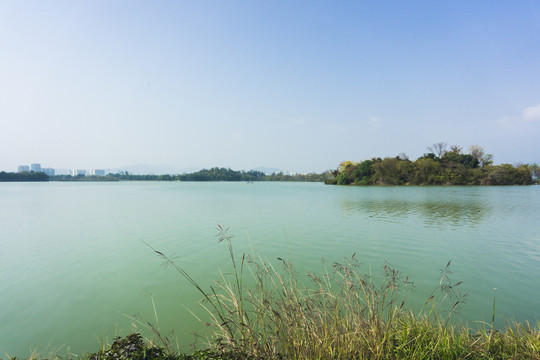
[1, 1, 539, 173]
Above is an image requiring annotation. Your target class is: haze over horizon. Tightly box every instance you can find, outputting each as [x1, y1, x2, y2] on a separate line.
[1, 1, 539, 173]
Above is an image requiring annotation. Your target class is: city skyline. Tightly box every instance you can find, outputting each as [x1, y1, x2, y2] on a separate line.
[1, 1, 539, 172]
[14, 162, 114, 175]
[10, 161, 296, 176]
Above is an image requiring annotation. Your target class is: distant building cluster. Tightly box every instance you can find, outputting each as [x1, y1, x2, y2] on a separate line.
[17, 163, 55, 176]
[69, 169, 87, 176]
[68, 169, 106, 176]
[91, 169, 106, 176]
[17, 163, 106, 177]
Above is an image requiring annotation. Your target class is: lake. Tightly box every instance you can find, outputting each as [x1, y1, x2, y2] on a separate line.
[1, 182, 539, 356]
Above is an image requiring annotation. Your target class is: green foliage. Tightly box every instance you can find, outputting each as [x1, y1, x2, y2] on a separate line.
[485, 164, 533, 185]
[414, 158, 443, 184]
[265, 171, 327, 182]
[353, 159, 375, 184]
[336, 172, 350, 185]
[442, 151, 479, 168]
[373, 157, 400, 184]
[327, 144, 534, 186]
[0, 171, 49, 182]
[86, 334, 246, 360]
[88, 334, 173, 360]
[177, 168, 254, 181]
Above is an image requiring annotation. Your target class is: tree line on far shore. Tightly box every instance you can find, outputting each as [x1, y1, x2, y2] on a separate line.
[325, 143, 538, 186]
[0, 171, 49, 182]
[47, 168, 327, 182]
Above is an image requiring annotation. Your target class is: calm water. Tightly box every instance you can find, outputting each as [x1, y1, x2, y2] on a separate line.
[1, 182, 539, 356]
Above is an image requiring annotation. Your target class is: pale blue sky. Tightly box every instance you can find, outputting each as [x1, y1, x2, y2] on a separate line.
[1, 1, 539, 173]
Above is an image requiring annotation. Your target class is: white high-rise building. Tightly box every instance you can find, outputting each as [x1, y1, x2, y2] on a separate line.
[31, 163, 41, 172]
[69, 169, 85, 176]
[91, 169, 106, 176]
[74, 169, 86, 176]
[17, 165, 30, 172]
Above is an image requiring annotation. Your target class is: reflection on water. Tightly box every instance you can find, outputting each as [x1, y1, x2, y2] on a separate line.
[341, 197, 492, 227]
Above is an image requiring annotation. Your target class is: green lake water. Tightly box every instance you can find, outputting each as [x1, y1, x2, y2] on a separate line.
[1, 182, 539, 356]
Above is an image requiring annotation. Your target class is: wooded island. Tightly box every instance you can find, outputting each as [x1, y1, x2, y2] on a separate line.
[325, 144, 538, 186]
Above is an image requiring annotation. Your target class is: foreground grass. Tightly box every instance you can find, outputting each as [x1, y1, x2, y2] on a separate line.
[139, 226, 540, 359]
[14, 323, 539, 359]
[83, 320, 540, 360]
[7, 226, 540, 359]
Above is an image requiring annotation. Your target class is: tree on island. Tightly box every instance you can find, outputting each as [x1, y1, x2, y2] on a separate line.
[428, 142, 447, 158]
